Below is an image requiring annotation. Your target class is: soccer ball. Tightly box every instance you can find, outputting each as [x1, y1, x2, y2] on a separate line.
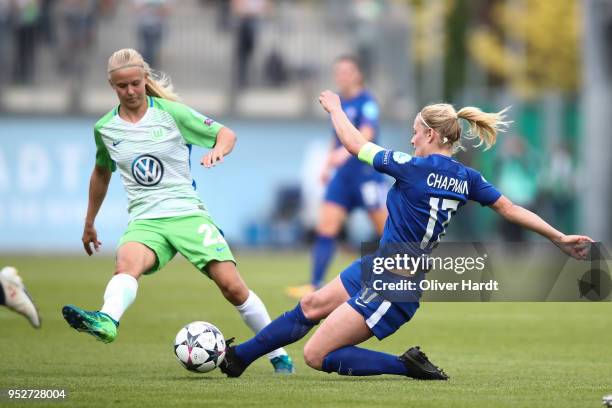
[174, 321, 226, 373]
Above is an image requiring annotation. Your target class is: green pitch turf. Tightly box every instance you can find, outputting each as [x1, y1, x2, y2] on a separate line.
[0, 252, 610, 408]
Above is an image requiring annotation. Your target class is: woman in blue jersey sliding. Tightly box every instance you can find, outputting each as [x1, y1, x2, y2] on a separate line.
[220, 90, 593, 379]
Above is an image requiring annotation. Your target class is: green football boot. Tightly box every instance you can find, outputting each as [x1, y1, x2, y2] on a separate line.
[62, 305, 118, 344]
[270, 354, 295, 374]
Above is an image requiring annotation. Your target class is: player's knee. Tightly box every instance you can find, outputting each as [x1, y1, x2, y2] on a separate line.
[300, 292, 324, 321]
[114, 260, 143, 278]
[302, 342, 324, 370]
[316, 221, 339, 237]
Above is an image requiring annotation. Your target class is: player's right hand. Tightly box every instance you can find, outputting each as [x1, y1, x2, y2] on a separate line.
[82, 224, 102, 256]
[319, 90, 342, 114]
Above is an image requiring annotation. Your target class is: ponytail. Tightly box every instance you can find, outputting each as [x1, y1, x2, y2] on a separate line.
[456, 106, 510, 150]
[420, 103, 511, 152]
[144, 69, 180, 102]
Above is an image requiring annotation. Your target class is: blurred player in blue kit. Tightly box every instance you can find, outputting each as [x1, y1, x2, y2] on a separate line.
[286, 56, 387, 299]
[220, 90, 593, 379]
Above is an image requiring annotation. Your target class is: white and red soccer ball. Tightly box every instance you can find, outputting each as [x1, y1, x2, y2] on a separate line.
[174, 321, 226, 373]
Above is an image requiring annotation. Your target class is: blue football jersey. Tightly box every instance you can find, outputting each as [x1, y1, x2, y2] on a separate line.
[372, 150, 501, 251]
[333, 90, 380, 171]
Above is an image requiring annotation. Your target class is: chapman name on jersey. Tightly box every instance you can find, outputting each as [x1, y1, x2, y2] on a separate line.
[426, 173, 469, 195]
[94, 96, 223, 221]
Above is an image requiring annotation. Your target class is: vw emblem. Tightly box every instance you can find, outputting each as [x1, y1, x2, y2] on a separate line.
[132, 154, 163, 186]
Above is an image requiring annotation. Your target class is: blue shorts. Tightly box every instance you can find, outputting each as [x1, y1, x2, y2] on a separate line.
[340, 258, 419, 340]
[325, 164, 386, 212]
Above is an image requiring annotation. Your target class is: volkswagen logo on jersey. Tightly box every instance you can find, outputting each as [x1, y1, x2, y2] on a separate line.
[131, 154, 164, 186]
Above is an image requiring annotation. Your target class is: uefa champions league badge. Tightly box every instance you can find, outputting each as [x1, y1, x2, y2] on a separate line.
[393, 152, 411, 164]
[204, 118, 214, 126]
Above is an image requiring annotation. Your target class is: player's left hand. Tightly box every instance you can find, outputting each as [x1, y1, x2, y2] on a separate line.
[201, 148, 224, 168]
[555, 234, 594, 260]
[319, 90, 342, 114]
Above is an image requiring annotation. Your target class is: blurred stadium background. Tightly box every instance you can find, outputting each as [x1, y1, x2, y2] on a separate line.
[1, 0, 611, 253]
[1, 2, 611, 407]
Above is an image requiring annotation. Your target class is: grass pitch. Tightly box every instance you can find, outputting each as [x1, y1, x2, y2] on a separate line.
[0, 252, 610, 407]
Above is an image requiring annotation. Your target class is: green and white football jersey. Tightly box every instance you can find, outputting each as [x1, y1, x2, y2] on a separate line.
[94, 96, 224, 221]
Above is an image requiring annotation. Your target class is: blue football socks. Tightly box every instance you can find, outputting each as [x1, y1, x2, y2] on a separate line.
[311, 235, 336, 288]
[235, 303, 318, 366]
[322, 346, 409, 376]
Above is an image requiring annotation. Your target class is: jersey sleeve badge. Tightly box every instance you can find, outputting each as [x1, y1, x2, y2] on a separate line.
[393, 151, 412, 164]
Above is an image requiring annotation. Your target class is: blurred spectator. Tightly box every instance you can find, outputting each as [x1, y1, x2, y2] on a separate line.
[12, 0, 41, 85]
[98, 0, 116, 17]
[212, 0, 231, 31]
[351, 0, 384, 81]
[263, 49, 288, 87]
[0, 0, 10, 110]
[377, 1, 412, 101]
[132, 0, 171, 69]
[231, 0, 268, 89]
[58, 0, 99, 111]
[0, 0, 11, 83]
[58, 0, 98, 74]
[38, 0, 57, 45]
[496, 135, 538, 241]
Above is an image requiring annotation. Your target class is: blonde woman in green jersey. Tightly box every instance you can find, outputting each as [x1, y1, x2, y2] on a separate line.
[62, 48, 294, 374]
